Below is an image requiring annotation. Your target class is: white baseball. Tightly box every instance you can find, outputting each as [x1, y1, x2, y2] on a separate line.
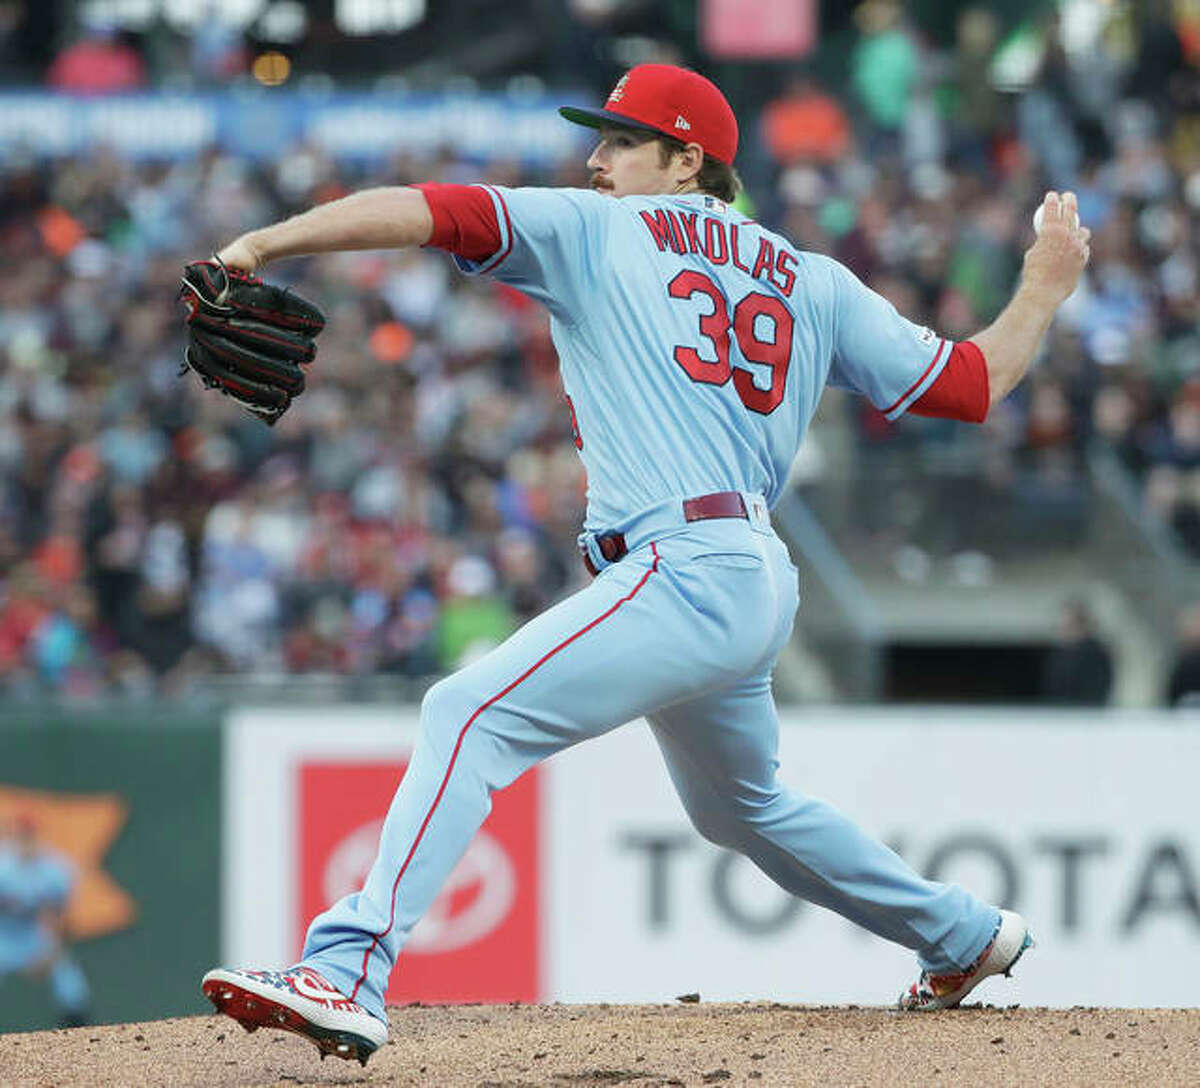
[1033, 203, 1079, 234]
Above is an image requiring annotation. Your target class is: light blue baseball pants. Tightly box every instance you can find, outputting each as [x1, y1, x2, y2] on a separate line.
[302, 505, 999, 1019]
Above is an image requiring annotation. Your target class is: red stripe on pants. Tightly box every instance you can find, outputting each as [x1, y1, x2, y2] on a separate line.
[349, 543, 662, 1001]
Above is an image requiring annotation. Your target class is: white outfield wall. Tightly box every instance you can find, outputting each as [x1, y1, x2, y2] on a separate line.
[224, 708, 1200, 1007]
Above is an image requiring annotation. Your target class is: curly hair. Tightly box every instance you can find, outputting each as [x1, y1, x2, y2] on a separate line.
[653, 133, 742, 204]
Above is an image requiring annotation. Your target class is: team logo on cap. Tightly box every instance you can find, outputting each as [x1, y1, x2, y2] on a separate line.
[675, 115, 691, 131]
[608, 73, 629, 104]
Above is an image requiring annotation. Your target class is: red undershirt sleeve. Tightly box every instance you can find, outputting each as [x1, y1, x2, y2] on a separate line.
[909, 340, 991, 423]
[414, 183, 502, 263]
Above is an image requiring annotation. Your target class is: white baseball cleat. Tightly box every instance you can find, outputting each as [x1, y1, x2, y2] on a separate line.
[201, 965, 388, 1066]
[898, 909, 1033, 1011]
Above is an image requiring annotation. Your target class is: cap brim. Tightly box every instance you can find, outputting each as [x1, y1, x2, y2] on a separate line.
[558, 105, 669, 139]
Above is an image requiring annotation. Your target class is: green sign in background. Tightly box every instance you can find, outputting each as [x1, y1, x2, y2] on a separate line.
[0, 712, 221, 1033]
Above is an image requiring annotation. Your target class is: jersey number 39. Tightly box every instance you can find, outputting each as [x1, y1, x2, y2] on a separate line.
[668, 270, 794, 415]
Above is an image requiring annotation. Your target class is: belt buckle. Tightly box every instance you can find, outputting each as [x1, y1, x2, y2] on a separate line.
[578, 531, 626, 576]
[597, 532, 627, 562]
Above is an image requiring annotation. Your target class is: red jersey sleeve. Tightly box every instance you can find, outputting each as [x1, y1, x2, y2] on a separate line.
[909, 340, 990, 423]
[414, 183, 502, 263]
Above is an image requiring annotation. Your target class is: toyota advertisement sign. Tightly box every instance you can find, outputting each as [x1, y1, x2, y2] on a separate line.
[223, 708, 1200, 1007]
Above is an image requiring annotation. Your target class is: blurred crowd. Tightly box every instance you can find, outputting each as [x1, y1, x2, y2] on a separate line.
[765, 4, 1200, 567]
[0, 142, 595, 698]
[0, 2, 1197, 701]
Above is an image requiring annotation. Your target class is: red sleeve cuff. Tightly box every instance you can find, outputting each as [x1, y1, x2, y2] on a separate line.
[909, 340, 990, 423]
[414, 183, 502, 263]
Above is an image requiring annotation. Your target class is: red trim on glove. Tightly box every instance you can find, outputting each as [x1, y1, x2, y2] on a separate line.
[415, 183, 502, 263]
[910, 340, 990, 423]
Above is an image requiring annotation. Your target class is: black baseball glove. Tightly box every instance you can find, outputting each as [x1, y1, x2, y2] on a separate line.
[179, 258, 326, 425]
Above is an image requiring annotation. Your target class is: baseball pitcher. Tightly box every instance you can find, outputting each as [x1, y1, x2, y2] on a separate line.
[194, 65, 1091, 1065]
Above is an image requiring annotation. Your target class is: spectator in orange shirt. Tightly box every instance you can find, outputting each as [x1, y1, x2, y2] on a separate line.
[761, 76, 851, 166]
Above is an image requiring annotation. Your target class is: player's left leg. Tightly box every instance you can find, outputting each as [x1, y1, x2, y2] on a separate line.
[647, 677, 1007, 985]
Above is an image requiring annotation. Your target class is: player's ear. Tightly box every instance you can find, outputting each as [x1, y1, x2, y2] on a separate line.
[678, 141, 704, 184]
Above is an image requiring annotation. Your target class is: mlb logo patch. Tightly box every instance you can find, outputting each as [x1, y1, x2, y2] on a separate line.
[674, 114, 691, 131]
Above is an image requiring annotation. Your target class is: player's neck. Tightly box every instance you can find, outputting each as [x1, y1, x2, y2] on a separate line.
[632, 180, 702, 198]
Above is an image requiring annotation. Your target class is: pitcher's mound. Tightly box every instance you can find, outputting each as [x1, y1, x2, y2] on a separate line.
[2, 1002, 1196, 1087]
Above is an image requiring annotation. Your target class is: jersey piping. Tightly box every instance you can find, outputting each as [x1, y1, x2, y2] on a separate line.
[882, 337, 949, 420]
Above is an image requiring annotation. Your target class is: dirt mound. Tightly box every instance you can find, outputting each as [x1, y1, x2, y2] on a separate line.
[2, 1003, 1196, 1087]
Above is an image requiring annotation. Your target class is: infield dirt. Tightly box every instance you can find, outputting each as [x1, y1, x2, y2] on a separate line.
[2, 1002, 1197, 1087]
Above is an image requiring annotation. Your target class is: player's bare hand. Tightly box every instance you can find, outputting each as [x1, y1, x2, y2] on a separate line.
[1021, 191, 1090, 306]
[215, 234, 265, 273]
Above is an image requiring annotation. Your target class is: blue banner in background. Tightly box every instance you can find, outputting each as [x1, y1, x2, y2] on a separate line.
[0, 91, 584, 165]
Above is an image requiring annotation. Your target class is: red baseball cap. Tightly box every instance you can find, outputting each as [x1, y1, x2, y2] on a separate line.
[559, 64, 738, 165]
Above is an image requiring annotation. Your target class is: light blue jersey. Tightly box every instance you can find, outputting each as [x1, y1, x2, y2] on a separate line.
[456, 186, 949, 530]
[0, 844, 73, 936]
[0, 842, 73, 974]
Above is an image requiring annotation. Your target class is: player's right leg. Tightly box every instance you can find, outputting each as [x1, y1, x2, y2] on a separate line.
[647, 679, 1031, 1008]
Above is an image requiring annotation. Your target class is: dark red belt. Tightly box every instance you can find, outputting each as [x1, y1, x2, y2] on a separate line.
[581, 491, 749, 576]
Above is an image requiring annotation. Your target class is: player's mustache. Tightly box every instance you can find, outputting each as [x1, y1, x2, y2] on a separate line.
[590, 175, 613, 191]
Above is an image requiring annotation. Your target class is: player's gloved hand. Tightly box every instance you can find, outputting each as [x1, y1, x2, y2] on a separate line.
[178, 258, 325, 426]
